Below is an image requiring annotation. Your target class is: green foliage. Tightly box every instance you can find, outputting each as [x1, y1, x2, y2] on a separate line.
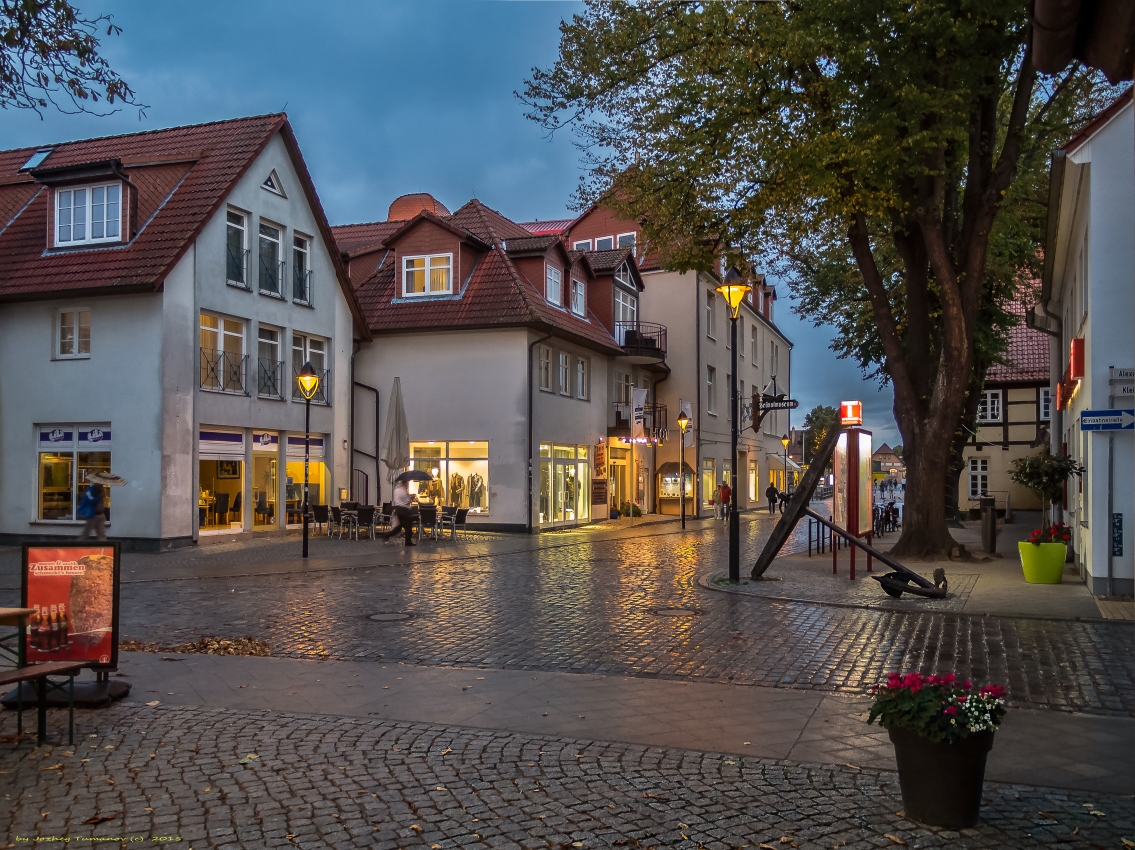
[0, 0, 143, 115]
[619, 501, 642, 518]
[802, 405, 839, 463]
[1010, 451, 1082, 506]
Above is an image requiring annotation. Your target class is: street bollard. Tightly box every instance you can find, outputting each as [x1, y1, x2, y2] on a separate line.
[980, 496, 998, 554]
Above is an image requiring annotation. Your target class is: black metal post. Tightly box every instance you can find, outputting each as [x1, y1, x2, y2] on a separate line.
[302, 395, 311, 559]
[680, 428, 686, 530]
[729, 314, 740, 581]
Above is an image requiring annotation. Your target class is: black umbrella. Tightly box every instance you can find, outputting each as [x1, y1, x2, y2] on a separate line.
[395, 470, 432, 483]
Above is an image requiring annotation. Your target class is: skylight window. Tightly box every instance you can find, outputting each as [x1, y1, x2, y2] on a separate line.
[21, 148, 53, 171]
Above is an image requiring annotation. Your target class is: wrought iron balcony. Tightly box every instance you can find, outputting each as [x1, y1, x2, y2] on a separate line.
[259, 256, 286, 297]
[614, 321, 666, 364]
[257, 358, 285, 399]
[609, 401, 668, 443]
[200, 348, 248, 394]
[292, 364, 331, 405]
[293, 267, 313, 306]
[226, 246, 250, 290]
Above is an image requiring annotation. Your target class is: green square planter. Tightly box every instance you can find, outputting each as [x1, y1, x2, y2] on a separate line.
[1018, 541, 1066, 584]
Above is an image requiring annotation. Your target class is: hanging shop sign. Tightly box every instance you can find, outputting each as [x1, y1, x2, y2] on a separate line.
[594, 442, 606, 474]
[21, 543, 121, 669]
[840, 400, 863, 426]
[253, 431, 279, 453]
[1057, 338, 1085, 410]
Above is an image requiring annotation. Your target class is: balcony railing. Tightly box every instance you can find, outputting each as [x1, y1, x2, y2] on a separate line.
[293, 267, 313, 305]
[292, 364, 330, 404]
[614, 321, 667, 363]
[226, 246, 250, 290]
[200, 348, 248, 394]
[259, 256, 286, 297]
[610, 401, 668, 442]
[257, 358, 285, 398]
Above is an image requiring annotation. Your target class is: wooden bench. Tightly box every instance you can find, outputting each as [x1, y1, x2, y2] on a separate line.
[0, 661, 84, 745]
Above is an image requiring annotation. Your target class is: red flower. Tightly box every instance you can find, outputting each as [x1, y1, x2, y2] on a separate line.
[943, 705, 957, 715]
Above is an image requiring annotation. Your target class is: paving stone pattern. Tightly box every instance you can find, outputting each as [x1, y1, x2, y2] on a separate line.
[54, 523, 1135, 716]
[3, 703, 1131, 850]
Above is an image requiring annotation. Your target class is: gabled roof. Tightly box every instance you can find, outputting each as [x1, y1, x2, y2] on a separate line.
[520, 219, 573, 235]
[873, 443, 895, 456]
[336, 198, 623, 355]
[331, 220, 402, 257]
[1063, 88, 1133, 154]
[987, 298, 1050, 384]
[380, 209, 490, 250]
[0, 114, 369, 335]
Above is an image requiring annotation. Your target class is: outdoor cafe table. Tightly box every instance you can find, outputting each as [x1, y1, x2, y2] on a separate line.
[0, 608, 34, 666]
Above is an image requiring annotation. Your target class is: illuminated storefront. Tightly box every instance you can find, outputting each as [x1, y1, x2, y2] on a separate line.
[285, 433, 327, 525]
[408, 441, 489, 512]
[199, 428, 245, 532]
[538, 443, 591, 527]
[36, 425, 112, 522]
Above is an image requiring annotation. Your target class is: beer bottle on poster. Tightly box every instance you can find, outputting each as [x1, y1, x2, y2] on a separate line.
[28, 605, 40, 650]
[49, 604, 59, 651]
[59, 602, 70, 647]
[37, 606, 51, 651]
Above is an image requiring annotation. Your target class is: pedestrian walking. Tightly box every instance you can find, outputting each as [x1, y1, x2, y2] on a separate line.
[77, 482, 107, 541]
[379, 480, 417, 546]
[718, 481, 731, 520]
[765, 483, 778, 514]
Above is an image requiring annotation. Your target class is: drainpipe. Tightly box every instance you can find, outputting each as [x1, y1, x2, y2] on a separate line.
[695, 272, 702, 518]
[527, 327, 554, 534]
[651, 366, 669, 514]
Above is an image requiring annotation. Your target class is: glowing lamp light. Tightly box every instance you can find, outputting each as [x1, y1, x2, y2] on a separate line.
[840, 400, 863, 426]
[780, 434, 790, 450]
[677, 411, 690, 434]
[296, 362, 320, 400]
[716, 267, 752, 320]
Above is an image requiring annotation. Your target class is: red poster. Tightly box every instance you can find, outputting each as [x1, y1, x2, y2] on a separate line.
[22, 544, 120, 669]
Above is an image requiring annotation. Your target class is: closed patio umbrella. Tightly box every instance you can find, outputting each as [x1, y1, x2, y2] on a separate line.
[381, 377, 410, 484]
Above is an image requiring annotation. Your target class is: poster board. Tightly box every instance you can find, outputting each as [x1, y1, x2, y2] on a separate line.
[591, 478, 609, 506]
[832, 432, 848, 528]
[856, 430, 873, 536]
[21, 543, 121, 670]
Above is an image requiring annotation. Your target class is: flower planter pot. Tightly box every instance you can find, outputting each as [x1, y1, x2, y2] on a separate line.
[1018, 541, 1066, 584]
[888, 727, 994, 828]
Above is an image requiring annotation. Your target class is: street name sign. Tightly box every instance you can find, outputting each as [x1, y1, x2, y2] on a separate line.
[758, 400, 799, 411]
[1080, 409, 1135, 431]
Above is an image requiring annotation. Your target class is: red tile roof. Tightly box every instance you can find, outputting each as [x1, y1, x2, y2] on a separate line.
[0, 114, 368, 334]
[520, 219, 573, 235]
[338, 198, 623, 355]
[987, 299, 1050, 384]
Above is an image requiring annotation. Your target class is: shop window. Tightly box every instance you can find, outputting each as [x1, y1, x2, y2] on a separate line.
[701, 458, 716, 510]
[748, 459, 757, 501]
[409, 441, 489, 513]
[56, 183, 121, 246]
[57, 308, 90, 358]
[538, 346, 552, 391]
[37, 425, 111, 521]
[402, 253, 452, 296]
[539, 443, 591, 526]
[252, 454, 277, 528]
[199, 459, 244, 530]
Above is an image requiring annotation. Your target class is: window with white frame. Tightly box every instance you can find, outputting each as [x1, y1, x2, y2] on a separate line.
[558, 352, 570, 395]
[57, 308, 90, 358]
[538, 346, 552, 391]
[292, 234, 312, 304]
[226, 211, 248, 286]
[615, 288, 637, 324]
[37, 424, 112, 521]
[571, 279, 586, 316]
[707, 365, 717, 414]
[545, 264, 562, 306]
[616, 370, 633, 404]
[575, 358, 589, 400]
[978, 389, 1002, 422]
[614, 262, 632, 288]
[402, 253, 452, 296]
[595, 236, 614, 251]
[56, 183, 121, 246]
[751, 324, 758, 365]
[1040, 388, 1052, 422]
[617, 232, 636, 250]
[199, 313, 245, 393]
[573, 239, 592, 251]
[968, 457, 988, 499]
[706, 291, 716, 339]
[258, 222, 283, 296]
[257, 326, 283, 398]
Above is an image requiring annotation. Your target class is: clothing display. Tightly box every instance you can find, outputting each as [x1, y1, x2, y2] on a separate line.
[468, 473, 485, 508]
[449, 473, 466, 507]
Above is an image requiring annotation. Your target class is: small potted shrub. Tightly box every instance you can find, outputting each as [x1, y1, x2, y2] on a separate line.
[869, 672, 1007, 828]
[1009, 451, 1082, 583]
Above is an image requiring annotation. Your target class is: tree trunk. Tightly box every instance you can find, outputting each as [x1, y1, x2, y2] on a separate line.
[891, 415, 959, 558]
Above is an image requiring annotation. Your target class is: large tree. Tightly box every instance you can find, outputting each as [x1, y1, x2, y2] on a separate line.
[1, 0, 141, 115]
[522, 0, 1122, 556]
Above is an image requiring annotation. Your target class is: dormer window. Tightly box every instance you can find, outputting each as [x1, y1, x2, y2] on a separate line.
[545, 264, 562, 306]
[595, 236, 614, 251]
[571, 279, 586, 317]
[56, 183, 121, 246]
[617, 232, 636, 249]
[614, 262, 632, 288]
[402, 253, 452, 297]
[573, 239, 592, 251]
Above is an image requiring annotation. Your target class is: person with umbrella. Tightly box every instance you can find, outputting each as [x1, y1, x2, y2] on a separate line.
[380, 470, 429, 546]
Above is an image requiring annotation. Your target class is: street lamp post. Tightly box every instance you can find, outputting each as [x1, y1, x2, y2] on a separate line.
[781, 433, 790, 500]
[297, 362, 321, 559]
[677, 411, 690, 530]
[716, 267, 752, 582]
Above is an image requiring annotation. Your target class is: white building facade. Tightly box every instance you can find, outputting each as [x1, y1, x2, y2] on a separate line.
[0, 116, 364, 549]
[1030, 92, 1135, 595]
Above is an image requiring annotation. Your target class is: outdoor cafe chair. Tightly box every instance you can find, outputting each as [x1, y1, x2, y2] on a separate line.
[417, 504, 440, 542]
[378, 502, 393, 532]
[356, 505, 376, 540]
[312, 504, 329, 534]
[330, 505, 344, 538]
[440, 506, 470, 540]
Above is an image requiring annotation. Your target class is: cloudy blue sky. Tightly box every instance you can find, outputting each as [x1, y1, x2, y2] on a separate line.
[0, 0, 899, 444]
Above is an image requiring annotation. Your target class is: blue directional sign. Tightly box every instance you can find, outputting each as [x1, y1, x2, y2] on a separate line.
[1080, 409, 1135, 431]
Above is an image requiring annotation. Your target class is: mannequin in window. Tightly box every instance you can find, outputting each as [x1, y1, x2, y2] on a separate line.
[425, 472, 445, 505]
[449, 472, 465, 507]
[469, 473, 485, 508]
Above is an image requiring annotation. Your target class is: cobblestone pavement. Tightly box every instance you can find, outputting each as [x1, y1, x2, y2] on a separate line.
[3, 703, 1131, 850]
[1, 517, 1124, 716]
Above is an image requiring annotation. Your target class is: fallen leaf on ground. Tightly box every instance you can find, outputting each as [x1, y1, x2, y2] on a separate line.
[239, 754, 259, 764]
[724, 760, 736, 765]
[759, 844, 777, 850]
[409, 824, 422, 833]
[41, 764, 63, 771]
[1120, 838, 1133, 848]
[239, 684, 247, 689]
[435, 786, 446, 791]
[145, 701, 160, 707]
[82, 814, 118, 825]
[440, 748, 452, 755]
[144, 808, 154, 812]
[203, 787, 211, 793]
[1037, 810, 1056, 820]
[884, 836, 907, 846]
[1089, 811, 1106, 817]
